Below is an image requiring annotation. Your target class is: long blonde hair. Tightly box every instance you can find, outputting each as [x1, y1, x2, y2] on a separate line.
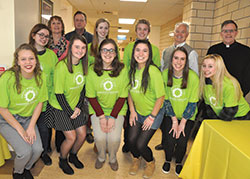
[199, 54, 242, 105]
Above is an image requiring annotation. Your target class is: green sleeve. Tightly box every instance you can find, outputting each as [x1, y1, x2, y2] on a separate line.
[120, 68, 129, 98]
[162, 69, 169, 100]
[188, 71, 199, 103]
[39, 73, 48, 102]
[151, 67, 165, 98]
[0, 72, 10, 108]
[123, 43, 132, 68]
[152, 45, 161, 67]
[54, 61, 66, 94]
[223, 79, 238, 107]
[85, 68, 96, 98]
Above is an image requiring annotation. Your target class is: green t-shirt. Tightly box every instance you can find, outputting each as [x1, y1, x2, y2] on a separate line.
[204, 76, 250, 117]
[86, 65, 128, 116]
[49, 58, 85, 110]
[0, 71, 48, 117]
[162, 69, 199, 120]
[38, 48, 58, 111]
[88, 43, 121, 67]
[129, 65, 165, 116]
[123, 41, 161, 68]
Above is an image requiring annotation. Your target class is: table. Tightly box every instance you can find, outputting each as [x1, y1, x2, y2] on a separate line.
[0, 134, 11, 167]
[179, 120, 250, 179]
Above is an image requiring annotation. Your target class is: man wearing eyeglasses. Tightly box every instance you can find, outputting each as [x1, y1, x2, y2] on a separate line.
[207, 20, 250, 96]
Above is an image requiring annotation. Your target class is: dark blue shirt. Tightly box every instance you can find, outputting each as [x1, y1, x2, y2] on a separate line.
[65, 29, 93, 44]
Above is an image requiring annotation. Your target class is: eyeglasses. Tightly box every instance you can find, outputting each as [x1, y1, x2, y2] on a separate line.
[36, 33, 50, 39]
[101, 48, 115, 54]
[221, 29, 236, 33]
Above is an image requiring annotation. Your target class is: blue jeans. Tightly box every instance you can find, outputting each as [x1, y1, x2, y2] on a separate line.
[136, 106, 165, 130]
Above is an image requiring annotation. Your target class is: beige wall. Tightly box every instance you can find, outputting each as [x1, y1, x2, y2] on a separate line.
[14, 0, 40, 48]
[212, 0, 250, 46]
[149, 26, 161, 48]
[51, 0, 74, 33]
[159, 15, 183, 56]
[182, 0, 250, 64]
[0, 0, 16, 68]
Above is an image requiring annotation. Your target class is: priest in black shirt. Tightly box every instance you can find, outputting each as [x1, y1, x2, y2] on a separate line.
[207, 20, 250, 96]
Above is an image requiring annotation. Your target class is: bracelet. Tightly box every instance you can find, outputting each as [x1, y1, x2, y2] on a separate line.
[109, 116, 116, 120]
[99, 116, 105, 120]
[150, 113, 156, 118]
[148, 115, 155, 121]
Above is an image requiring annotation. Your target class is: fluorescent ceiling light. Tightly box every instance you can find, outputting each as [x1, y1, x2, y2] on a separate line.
[119, 18, 135, 24]
[120, 0, 147, 2]
[118, 29, 129, 33]
[117, 35, 127, 40]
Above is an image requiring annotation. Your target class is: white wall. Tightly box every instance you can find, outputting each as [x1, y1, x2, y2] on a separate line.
[14, 0, 39, 48]
[149, 26, 161, 48]
[0, 0, 15, 68]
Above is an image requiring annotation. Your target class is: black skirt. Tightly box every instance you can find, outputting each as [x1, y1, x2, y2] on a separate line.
[45, 103, 88, 131]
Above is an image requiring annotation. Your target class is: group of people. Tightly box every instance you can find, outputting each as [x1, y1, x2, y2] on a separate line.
[0, 9, 250, 179]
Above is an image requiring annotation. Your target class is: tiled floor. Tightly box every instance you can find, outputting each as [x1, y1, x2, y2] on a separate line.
[0, 129, 192, 179]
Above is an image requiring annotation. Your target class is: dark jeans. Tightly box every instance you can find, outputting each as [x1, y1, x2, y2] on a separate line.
[127, 120, 156, 162]
[37, 112, 49, 154]
[162, 116, 194, 163]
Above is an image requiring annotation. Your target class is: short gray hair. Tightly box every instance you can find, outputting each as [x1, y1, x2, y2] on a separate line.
[174, 22, 189, 32]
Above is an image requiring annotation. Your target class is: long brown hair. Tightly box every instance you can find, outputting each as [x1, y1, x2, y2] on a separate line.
[94, 38, 124, 77]
[2, 44, 42, 94]
[167, 47, 189, 89]
[90, 18, 110, 57]
[129, 40, 155, 94]
[64, 34, 88, 75]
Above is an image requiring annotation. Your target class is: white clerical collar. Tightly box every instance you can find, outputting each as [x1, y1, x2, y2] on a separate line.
[175, 42, 186, 48]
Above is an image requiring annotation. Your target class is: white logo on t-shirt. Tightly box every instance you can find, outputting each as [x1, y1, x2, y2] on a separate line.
[24, 90, 36, 102]
[103, 80, 113, 91]
[209, 96, 217, 106]
[172, 88, 182, 98]
[76, 74, 84, 85]
[132, 80, 139, 90]
[40, 65, 43, 71]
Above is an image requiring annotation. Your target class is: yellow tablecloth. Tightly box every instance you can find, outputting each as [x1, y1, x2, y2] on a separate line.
[0, 134, 11, 167]
[179, 120, 250, 179]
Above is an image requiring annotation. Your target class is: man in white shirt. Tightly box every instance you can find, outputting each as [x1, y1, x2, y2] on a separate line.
[161, 22, 199, 75]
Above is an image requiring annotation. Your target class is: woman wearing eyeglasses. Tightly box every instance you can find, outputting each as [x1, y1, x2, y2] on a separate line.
[29, 23, 58, 166]
[86, 39, 128, 171]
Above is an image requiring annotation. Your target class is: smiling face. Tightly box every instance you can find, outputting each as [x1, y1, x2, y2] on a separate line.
[134, 43, 149, 69]
[96, 22, 109, 39]
[136, 23, 150, 40]
[100, 43, 116, 68]
[50, 18, 62, 34]
[202, 58, 216, 78]
[174, 24, 189, 45]
[220, 23, 238, 45]
[172, 50, 187, 74]
[32, 28, 50, 48]
[18, 49, 37, 78]
[71, 39, 87, 62]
